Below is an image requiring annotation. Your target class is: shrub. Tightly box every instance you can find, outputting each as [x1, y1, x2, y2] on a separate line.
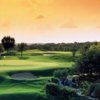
[53, 69, 68, 79]
[45, 83, 78, 100]
[45, 83, 60, 97]
[51, 77, 60, 84]
[53, 69, 61, 79]
[60, 87, 77, 100]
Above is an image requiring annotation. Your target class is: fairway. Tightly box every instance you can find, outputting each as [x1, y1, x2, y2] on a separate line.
[0, 59, 74, 72]
[0, 51, 75, 72]
[0, 77, 50, 94]
[0, 51, 76, 100]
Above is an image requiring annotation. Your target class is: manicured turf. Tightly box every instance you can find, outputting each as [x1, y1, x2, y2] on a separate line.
[0, 60, 74, 72]
[0, 51, 75, 72]
[0, 50, 78, 100]
[0, 77, 50, 94]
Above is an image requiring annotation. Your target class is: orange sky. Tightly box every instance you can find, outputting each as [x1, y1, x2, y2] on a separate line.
[0, 0, 100, 43]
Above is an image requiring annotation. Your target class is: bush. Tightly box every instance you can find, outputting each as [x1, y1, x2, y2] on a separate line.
[45, 83, 60, 97]
[45, 83, 78, 100]
[53, 69, 68, 79]
[53, 69, 61, 78]
[60, 87, 77, 100]
[51, 77, 60, 84]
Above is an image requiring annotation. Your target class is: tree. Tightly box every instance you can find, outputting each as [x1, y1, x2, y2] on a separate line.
[76, 44, 100, 77]
[80, 42, 91, 55]
[71, 42, 78, 57]
[0, 44, 4, 59]
[1, 36, 15, 53]
[17, 43, 27, 57]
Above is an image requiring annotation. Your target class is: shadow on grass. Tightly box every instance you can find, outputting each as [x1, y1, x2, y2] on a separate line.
[0, 93, 47, 100]
[7, 68, 61, 77]
[0, 76, 6, 83]
[49, 54, 79, 62]
[7, 67, 74, 78]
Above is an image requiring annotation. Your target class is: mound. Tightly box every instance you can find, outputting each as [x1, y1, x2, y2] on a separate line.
[11, 72, 37, 80]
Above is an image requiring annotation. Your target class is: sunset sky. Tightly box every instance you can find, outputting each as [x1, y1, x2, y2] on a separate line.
[0, 0, 100, 43]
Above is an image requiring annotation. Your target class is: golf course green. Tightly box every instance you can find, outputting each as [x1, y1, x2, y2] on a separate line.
[0, 50, 77, 100]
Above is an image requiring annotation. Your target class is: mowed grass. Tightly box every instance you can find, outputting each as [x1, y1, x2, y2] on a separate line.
[0, 50, 78, 100]
[0, 77, 50, 94]
[0, 51, 75, 72]
[0, 77, 49, 100]
[0, 60, 74, 72]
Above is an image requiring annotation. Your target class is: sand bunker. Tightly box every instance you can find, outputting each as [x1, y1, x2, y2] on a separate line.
[11, 72, 37, 80]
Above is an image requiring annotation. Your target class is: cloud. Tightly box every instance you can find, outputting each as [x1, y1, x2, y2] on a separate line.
[20, 0, 32, 7]
[96, 25, 100, 29]
[61, 19, 78, 28]
[0, 21, 11, 29]
[20, 0, 40, 9]
[35, 15, 45, 20]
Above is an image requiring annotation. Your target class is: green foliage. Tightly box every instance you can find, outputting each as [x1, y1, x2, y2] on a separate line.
[80, 42, 91, 55]
[53, 69, 68, 79]
[45, 83, 60, 97]
[87, 83, 100, 98]
[50, 77, 60, 84]
[60, 87, 77, 100]
[0, 44, 4, 59]
[61, 69, 68, 78]
[53, 69, 61, 78]
[80, 81, 90, 94]
[45, 83, 77, 100]
[1, 50, 16, 56]
[76, 44, 100, 76]
[1, 36, 15, 52]
[17, 43, 28, 57]
[0, 44, 4, 53]
[71, 42, 79, 57]
[28, 42, 94, 52]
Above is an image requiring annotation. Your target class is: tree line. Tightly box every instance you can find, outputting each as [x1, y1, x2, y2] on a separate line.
[0, 36, 99, 56]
